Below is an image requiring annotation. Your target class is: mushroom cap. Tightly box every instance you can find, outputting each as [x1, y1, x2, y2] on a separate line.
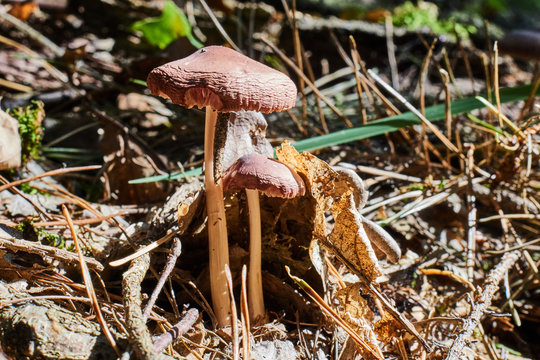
[499, 30, 540, 61]
[147, 46, 298, 113]
[223, 153, 305, 198]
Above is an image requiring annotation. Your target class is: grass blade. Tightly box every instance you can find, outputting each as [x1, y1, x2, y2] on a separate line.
[129, 83, 538, 184]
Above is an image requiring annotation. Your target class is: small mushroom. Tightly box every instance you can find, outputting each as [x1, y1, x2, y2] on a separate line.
[223, 153, 305, 323]
[147, 46, 297, 327]
[499, 30, 540, 61]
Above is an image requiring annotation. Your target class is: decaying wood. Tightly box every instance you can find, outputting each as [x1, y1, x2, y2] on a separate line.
[0, 281, 120, 359]
[0, 225, 104, 271]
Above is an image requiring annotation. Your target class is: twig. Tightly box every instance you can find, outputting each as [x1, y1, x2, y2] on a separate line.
[153, 308, 199, 353]
[281, 0, 307, 122]
[0, 165, 101, 193]
[518, 66, 540, 121]
[197, 0, 240, 52]
[0, 35, 69, 84]
[301, 46, 328, 133]
[418, 268, 475, 292]
[286, 266, 385, 360]
[474, 97, 524, 137]
[442, 48, 463, 98]
[110, 231, 175, 267]
[33, 211, 126, 227]
[384, 13, 399, 90]
[0, 175, 52, 220]
[493, 42, 503, 128]
[62, 205, 120, 356]
[455, 28, 476, 95]
[0, 7, 64, 57]
[419, 38, 438, 117]
[0, 235, 104, 271]
[440, 69, 452, 143]
[259, 36, 353, 127]
[0, 295, 90, 307]
[444, 250, 521, 359]
[225, 265, 239, 360]
[240, 265, 250, 359]
[143, 236, 183, 321]
[122, 250, 164, 359]
[503, 267, 521, 326]
[0, 77, 32, 92]
[186, 280, 217, 329]
[479, 213, 540, 222]
[485, 238, 540, 255]
[465, 145, 477, 282]
[349, 36, 368, 124]
[318, 238, 433, 352]
[367, 69, 460, 153]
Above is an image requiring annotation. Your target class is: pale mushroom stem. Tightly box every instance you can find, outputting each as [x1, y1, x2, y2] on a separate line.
[204, 106, 232, 327]
[245, 188, 265, 323]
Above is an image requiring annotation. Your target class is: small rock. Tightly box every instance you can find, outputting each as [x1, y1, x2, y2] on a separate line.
[251, 340, 297, 360]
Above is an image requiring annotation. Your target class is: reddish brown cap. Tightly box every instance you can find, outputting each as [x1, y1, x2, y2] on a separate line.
[147, 46, 297, 113]
[499, 30, 540, 61]
[223, 153, 305, 198]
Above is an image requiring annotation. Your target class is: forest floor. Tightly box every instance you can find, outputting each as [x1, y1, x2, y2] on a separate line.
[0, 0, 538, 359]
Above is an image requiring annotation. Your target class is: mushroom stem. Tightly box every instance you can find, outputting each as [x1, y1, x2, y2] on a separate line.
[204, 106, 232, 327]
[245, 188, 265, 323]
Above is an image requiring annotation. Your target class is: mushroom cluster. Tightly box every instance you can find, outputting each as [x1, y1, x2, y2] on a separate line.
[147, 46, 298, 327]
[223, 153, 305, 322]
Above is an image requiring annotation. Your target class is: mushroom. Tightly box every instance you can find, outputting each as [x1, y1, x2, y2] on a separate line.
[223, 153, 305, 323]
[499, 30, 540, 61]
[147, 46, 297, 327]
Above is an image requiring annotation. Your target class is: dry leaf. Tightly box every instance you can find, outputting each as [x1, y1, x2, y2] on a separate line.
[335, 283, 381, 357]
[117, 93, 173, 128]
[276, 142, 381, 282]
[100, 124, 169, 204]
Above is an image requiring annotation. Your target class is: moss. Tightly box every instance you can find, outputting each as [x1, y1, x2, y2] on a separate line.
[392, 1, 476, 41]
[8, 101, 45, 166]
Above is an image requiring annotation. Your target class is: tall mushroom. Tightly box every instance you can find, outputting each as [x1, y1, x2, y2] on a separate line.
[147, 46, 297, 327]
[223, 153, 305, 322]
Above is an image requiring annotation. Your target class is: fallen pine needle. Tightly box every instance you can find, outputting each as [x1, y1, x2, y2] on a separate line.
[109, 231, 176, 267]
[62, 205, 120, 356]
[0, 165, 101, 193]
[240, 265, 250, 360]
[225, 265, 239, 360]
[418, 268, 475, 292]
[285, 266, 385, 360]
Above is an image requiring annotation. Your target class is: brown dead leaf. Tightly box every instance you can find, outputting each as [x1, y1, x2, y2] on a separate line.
[335, 283, 374, 321]
[99, 124, 169, 204]
[0, 110, 21, 170]
[336, 283, 400, 356]
[117, 93, 173, 128]
[335, 283, 385, 359]
[276, 142, 381, 282]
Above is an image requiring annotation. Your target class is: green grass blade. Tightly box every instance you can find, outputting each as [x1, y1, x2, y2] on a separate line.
[129, 83, 537, 184]
[295, 83, 536, 152]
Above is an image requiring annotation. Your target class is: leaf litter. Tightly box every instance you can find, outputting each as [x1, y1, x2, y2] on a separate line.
[0, 0, 538, 359]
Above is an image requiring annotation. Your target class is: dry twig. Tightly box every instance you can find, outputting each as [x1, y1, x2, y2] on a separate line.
[153, 308, 199, 353]
[444, 250, 521, 359]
